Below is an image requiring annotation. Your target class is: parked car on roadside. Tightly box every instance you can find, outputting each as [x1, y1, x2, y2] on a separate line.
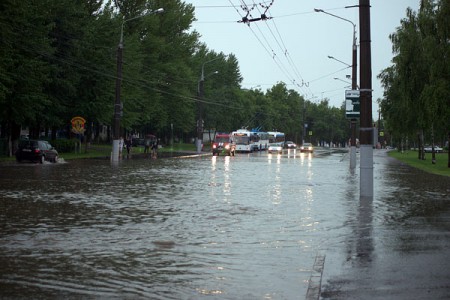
[15, 140, 59, 163]
[424, 145, 443, 153]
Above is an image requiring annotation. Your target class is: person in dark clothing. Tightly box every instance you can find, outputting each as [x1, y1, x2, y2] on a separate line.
[144, 138, 150, 154]
[151, 139, 158, 159]
[125, 138, 132, 156]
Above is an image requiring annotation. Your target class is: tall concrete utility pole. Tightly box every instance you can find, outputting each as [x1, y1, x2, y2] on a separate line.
[350, 25, 358, 170]
[359, 0, 373, 197]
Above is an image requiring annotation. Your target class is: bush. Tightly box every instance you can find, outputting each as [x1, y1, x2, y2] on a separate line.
[50, 139, 79, 153]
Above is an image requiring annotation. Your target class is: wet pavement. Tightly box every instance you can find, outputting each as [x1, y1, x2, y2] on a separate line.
[320, 150, 450, 299]
[0, 149, 449, 299]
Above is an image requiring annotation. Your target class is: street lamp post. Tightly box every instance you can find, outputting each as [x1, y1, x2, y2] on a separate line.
[315, 8, 358, 169]
[196, 58, 220, 153]
[112, 8, 164, 163]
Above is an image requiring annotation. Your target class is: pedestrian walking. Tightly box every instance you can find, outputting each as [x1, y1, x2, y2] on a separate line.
[151, 139, 158, 159]
[144, 138, 150, 154]
[119, 137, 124, 159]
[125, 137, 132, 157]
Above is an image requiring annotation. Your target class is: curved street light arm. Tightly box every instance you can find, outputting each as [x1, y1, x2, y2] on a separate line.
[120, 8, 164, 46]
[314, 8, 356, 48]
[328, 55, 352, 68]
[201, 57, 222, 81]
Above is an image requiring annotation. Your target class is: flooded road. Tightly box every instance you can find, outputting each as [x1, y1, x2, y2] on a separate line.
[0, 150, 449, 299]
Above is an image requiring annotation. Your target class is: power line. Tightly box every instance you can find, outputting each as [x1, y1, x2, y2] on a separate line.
[228, 1, 315, 97]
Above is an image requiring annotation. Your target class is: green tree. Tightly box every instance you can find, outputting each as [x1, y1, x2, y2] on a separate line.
[0, 1, 54, 154]
[378, 0, 450, 166]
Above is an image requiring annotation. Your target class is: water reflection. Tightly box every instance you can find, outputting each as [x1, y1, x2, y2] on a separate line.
[299, 152, 313, 167]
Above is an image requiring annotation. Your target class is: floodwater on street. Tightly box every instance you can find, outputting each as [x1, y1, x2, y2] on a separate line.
[0, 149, 449, 299]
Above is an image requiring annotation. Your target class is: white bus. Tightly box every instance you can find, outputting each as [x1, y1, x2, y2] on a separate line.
[267, 131, 285, 145]
[252, 131, 270, 150]
[231, 129, 256, 152]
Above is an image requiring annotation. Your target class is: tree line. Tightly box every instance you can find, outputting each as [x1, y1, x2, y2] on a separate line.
[377, 0, 449, 166]
[0, 0, 358, 156]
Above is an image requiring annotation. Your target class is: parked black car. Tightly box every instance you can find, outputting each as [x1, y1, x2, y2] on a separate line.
[15, 140, 59, 163]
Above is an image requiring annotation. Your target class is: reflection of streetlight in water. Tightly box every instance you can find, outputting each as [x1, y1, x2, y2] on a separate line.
[223, 156, 231, 197]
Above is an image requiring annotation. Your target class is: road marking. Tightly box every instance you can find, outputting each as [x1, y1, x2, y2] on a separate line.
[306, 253, 326, 300]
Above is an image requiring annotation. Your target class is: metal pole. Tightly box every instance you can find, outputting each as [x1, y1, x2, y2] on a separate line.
[196, 78, 204, 153]
[302, 101, 306, 145]
[350, 27, 358, 169]
[196, 58, 220, 153]
[112, 27, 124, 163]
[315, 8, 358, 169]
[359, 0, 373, 197]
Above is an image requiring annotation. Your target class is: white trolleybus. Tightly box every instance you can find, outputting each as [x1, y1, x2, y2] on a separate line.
[231, 129, 257, 152]
[251, 131, 270, 151]
[231, 129, 270, 152]
[267, 131, 285, 145]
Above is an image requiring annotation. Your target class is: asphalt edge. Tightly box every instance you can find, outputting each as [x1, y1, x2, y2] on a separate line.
[306, 252, 326, 300]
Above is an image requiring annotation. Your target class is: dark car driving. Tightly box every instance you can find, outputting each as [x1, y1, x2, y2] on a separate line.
[284, 141, 297, 149]
[15, 140, 59, 163]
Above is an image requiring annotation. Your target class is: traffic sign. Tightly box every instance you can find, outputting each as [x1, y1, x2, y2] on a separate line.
[345, 90, 360, 119]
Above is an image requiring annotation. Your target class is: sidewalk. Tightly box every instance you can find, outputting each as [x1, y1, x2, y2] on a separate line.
[317, 150, 450, 299]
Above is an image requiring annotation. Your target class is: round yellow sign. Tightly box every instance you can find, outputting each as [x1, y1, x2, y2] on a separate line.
[71, 116, 86, 134]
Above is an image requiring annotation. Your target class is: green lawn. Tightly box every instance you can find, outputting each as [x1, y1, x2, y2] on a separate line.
[59, 142, 201, 159]
[388, 150, 450, 177]
[0, 143, 201, 162]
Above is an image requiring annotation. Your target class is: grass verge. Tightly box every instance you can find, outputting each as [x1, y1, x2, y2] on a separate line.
[0, 143, 203, 162]
[388, 150, 450, 177]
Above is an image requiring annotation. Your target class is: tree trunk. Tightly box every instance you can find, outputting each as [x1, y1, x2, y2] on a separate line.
[51, 126, 57, 140]
[9, 122, 21, 157]
[417, 132, 421, 158]
[84, 121, 91, 153]
[448, 131, 450, 168]
[419, 129, 425, 160]
[431, 124, 436, 164]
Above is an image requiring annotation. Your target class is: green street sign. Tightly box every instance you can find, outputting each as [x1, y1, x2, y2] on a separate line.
[345, 90, 360, 119]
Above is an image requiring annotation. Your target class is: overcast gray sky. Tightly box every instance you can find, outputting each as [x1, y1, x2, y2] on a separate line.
[184, 0, 420, 119]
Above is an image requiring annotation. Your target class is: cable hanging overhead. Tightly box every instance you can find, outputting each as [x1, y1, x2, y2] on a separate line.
[230, 0, 314, 97]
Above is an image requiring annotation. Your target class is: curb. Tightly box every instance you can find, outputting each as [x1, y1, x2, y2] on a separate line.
[306, 253, 326, 300]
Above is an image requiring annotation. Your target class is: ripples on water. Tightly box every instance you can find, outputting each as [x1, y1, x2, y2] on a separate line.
[1, 151, 449, 298]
